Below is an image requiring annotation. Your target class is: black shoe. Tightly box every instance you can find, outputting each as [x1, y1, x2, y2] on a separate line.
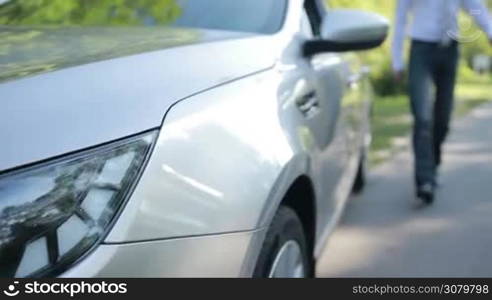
[417, 183, 435, 205]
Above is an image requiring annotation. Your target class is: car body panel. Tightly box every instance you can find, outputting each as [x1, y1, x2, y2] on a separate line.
[0, 29, 276, 172]
[62, 229, 266, 278]
[105, 0, 372, 252]
[106, 68, 307, 242]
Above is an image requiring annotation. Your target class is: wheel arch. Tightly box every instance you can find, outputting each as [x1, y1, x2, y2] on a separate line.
[247, 173, 317, 277]
[280, 176, 317, 265]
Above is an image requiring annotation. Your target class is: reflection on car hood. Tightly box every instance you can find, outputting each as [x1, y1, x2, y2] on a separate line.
[0, 26, 238, 83]
[0, 26, 277, 171]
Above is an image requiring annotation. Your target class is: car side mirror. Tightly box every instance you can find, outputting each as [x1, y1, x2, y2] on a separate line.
[304, 9, 389, 56]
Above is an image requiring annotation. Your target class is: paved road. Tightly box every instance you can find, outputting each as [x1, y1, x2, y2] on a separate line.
[317, 102, 492, 277]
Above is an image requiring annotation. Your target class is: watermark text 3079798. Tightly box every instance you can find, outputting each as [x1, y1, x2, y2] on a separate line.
[353, 284, 490, 296]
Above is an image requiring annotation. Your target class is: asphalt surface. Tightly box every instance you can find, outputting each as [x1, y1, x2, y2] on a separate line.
[317, 102, 492, 277]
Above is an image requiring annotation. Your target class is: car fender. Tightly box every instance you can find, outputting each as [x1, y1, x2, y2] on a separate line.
[105, 69, 313, 243]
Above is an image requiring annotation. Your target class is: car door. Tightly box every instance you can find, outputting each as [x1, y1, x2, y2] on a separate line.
[299, 4, 352, 237]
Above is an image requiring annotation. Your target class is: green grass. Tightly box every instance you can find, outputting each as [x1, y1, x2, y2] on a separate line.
[455, 80, 492, 116]
[370, 76, 492, 165]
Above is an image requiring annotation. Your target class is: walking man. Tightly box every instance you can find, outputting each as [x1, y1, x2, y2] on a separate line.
[392, 0, 492, 204]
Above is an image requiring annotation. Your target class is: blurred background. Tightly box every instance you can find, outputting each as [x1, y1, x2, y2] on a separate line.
[318, 0, 492, 277]
[330, 0, 492, 165]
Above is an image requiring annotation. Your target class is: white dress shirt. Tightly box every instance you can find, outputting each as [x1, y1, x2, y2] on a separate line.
[392, 0, 492, 71]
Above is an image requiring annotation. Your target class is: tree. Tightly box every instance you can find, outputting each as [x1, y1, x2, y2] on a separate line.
[0, 0, 181, 26]
[0, 0, 200, 82]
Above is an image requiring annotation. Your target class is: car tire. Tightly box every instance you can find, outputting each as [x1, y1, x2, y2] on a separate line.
[253, 206, 312, 278]
[352, 152, 367, 194]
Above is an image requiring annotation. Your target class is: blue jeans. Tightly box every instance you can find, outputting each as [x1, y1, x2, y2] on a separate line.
[408, 40, 459, 186]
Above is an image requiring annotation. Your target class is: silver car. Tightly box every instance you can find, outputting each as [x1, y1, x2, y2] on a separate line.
[0, 0, 388, 278]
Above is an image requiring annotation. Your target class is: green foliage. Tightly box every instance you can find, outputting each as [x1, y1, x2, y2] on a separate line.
[0, 1, 196, 83]
[328, 0, 492, 96]
[0, 0, 203, 82]
[0, 26, 199, 82]
[329, 0, 400, 96]
[0, 0, 182, 26]
[369, 59, 408, 96]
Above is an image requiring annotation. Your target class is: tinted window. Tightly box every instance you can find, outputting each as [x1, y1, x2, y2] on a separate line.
[0, 0, 286, 34]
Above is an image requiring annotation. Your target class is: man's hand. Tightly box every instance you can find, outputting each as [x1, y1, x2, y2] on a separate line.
[393, 70, 404, 83]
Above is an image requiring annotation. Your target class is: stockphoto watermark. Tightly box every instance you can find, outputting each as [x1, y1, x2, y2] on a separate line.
[448, 9, 485, 43]
[2, 280, 127, 298]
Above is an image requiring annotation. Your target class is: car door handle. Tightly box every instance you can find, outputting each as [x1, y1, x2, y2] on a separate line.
[296, 91, 320, 116]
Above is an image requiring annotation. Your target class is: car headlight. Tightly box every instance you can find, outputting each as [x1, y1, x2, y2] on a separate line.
[0, 131, 157, 277]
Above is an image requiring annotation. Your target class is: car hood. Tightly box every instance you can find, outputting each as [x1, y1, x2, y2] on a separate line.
[0, 27, 277, 171]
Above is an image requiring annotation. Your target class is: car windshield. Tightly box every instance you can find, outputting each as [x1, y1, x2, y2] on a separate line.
[0, 0, 287, 34]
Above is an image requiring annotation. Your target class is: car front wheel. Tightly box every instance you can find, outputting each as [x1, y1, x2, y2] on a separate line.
[253, 206, 311, 278]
